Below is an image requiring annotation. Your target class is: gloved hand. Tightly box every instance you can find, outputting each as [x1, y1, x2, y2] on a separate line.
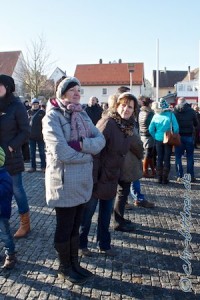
[68, 141, 82, 152]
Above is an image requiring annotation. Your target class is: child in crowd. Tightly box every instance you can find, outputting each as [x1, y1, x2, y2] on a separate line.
[0, 147, 16, 269]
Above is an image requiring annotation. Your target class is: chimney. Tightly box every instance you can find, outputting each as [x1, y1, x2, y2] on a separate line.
[188, 66, 191, 81]
[99, 59, 102, 64]
[164, 67, 167, 73]
[118, 59, 122, 63]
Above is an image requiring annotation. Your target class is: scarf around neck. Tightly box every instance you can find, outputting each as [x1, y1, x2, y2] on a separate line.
[66, 103, 91, 141]
[109, 111, 134, 137]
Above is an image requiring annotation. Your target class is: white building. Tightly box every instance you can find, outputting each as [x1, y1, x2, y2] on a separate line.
[74, 60, 145, 104]
[176, 80, 198, 104]
[49, 67, 66, 83]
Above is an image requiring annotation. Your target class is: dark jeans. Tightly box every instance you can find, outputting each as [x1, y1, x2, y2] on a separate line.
[175, 136, 194, 178]
[114, 181, 131, 227]
[80, 197, 114, 251]
[0, 218, 15, 255]
[54, 204, 85, 244]
[29, 139, 46, 169]
[155, 140, 172, 170]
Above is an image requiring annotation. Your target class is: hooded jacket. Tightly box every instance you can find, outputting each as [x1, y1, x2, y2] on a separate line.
[149, 110, 179, 142]
[174, 103, 198, 136]
[0, 94, 30, 175]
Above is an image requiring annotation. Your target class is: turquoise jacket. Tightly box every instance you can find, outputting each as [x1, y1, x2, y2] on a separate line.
[149, 110, 179, 142]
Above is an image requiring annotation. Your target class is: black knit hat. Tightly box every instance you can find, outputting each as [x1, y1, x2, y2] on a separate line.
[0, 74, 15, 94]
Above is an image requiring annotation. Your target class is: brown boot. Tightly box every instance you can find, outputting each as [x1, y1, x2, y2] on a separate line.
[148, 158, 156, 177]
[14, 212, 30, 238]
[143, 158, 153, 178]
[2, 254, 17, 269]
[134, 200, 155, 208]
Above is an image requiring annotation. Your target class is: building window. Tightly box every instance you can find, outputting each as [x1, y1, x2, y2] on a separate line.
[178, 84, 184, 91]
[80, 88, 84, 95]
[187, 85, 192, 91]
[102, 88, 107, 95]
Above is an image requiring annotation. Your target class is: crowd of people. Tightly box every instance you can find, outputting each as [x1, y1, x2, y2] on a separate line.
[0, 73, 199, 284]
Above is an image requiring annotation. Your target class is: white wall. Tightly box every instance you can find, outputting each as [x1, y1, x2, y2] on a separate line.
[176, 80, 198, 98]
[12, 52, 25, 96]
[49, 68, 66, 83]
[80, 85, 143, 104]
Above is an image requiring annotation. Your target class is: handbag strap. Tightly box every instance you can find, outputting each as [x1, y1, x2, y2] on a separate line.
[170, 112, 173, 133]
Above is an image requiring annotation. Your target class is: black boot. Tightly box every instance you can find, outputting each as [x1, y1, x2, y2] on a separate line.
[162, 168, 170, 184]
[70, 236, 93, 278]
[157, 168, 163, 184]
[54, 242, 87, 284]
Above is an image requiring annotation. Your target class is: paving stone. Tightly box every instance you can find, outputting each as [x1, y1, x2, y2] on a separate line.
[0, 152, 199, 299]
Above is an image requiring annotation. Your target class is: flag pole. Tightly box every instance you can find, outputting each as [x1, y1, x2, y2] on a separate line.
[156, 38, 159, 102]
[198, 40, 200, 106]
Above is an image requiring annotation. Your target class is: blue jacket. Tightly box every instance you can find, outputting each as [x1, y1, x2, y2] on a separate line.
[149, 110, 179, 142]
[0, 167, 13, 219]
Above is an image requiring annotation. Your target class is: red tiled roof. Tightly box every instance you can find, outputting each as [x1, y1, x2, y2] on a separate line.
[0, 51, 22, 76]
[74, 62, 144, 86]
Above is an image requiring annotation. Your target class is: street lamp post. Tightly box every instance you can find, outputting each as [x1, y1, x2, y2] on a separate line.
[128, 63, 134, 93]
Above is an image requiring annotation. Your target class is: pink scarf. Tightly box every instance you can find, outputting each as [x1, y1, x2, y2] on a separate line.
[66, 103, 91, 141]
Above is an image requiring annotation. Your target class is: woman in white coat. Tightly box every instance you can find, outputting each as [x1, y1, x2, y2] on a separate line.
[42, 77, 105, 284]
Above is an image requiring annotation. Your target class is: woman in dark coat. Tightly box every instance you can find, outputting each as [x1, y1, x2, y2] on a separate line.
[138, 96, 155, 177]
[80, 92, 137, 256]
[0, 74, 30, 238]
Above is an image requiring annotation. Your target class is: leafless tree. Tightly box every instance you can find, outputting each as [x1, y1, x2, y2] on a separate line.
[22, 36, 55, 99]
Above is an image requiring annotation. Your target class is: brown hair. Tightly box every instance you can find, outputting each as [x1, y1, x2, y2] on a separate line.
[117, 93, 138, 116]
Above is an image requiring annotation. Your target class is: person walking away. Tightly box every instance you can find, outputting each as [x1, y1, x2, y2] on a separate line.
[149, 98, 179, 184]
[138, 96, 156, 177]
[85, 96, 103, 125]
[42, 77, 105, 284]
[22, 100, 31, 162]
[192, 104, 200, 149]
[27, 98, 46, 173]
[174, 97, 198, 182]
[0, 74, 30, 238]
[80, 92, 135, 255]
[0, 147, 17, 269]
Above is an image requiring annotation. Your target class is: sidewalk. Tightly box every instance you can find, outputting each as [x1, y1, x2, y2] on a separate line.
[0, 150, 199, 300]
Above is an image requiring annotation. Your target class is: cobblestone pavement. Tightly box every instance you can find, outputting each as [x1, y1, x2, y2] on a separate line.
[0, 150, 200, 300]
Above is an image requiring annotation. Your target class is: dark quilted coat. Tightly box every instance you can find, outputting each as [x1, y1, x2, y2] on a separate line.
[0, 95, 30, 175]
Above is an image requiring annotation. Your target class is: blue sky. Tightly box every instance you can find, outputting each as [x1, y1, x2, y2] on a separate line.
[1, 0, 200, 80]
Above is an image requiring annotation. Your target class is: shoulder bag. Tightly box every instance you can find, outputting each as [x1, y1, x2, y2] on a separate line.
[163, 113, 181, 146]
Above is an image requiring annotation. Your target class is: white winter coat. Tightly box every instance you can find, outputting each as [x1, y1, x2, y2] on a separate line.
[42, 101, 105, 208]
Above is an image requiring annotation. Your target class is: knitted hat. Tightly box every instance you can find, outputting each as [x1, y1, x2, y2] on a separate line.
[56, 77, 80, 99]
[0, 147, 5, 167]
[152, 98, 169, 113]
[159, 98, 169, 110]
[0, 74, 15, 95]
[31, 98, 40, 104]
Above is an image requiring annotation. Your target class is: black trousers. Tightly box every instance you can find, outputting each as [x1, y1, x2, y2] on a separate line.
[54, 204, 85, 244]
[113, 181, 131, 226]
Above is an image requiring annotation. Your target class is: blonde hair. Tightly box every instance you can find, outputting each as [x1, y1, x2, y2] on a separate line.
[108, 94, 118, 109]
